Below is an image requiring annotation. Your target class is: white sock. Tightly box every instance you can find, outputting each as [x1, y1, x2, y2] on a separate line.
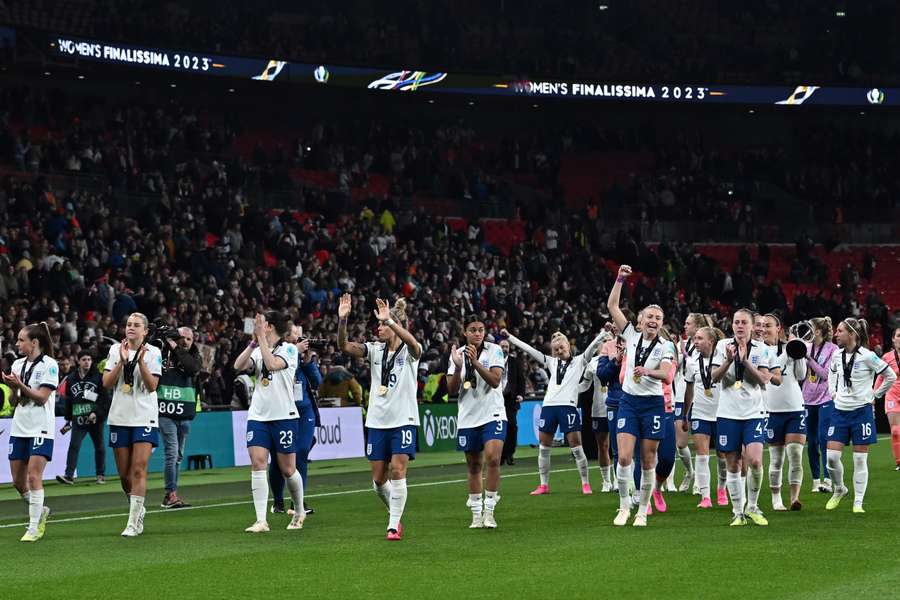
[601, 464, 613, 486]
[128, 495, 144, 529]
[678, 446, 694, 474]
[726, 471, 744, 516]
[741, 475, 747, 509]
[852, 452, 868, 506]
[716, 456, 727, 489]
[786, 442, 804, 486]
[251, 470, 268, 523]
[374, 480, 393, 508]
[286, 470, 305, 515]
[617, 462, 633, 510]
[666, 470, 675, 489]
[768, 445, 785, 491]
[484, 491, 500, 511]
[28, 489, 44, 532]
[538, 445, 551, 486]
[827, 449, 845, 492]
[467, 492, 483, 517]
[571, 445, 590, 485]
[638, 468, 655, 517]
[388, 478, 407, 531]
[695, 454, 711, 498]
[747, 464, 763, 510]
[21, 490, 31, 509]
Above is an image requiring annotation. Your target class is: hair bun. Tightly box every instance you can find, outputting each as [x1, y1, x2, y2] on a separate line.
[394, 298, 407, 312]
[824, 316, 832, 324]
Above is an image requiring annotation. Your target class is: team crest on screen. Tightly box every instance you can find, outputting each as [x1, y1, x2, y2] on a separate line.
[692, 421, 699, 429]
[110, 432, 117, 444]
[617, 418, 625, 429]
[366, 443, 372, 455]
[539, 419, 545, 427]
[246, 431, 253, 442]
[827, 426, 835, 436]
[766, 429, 774, 438]
[458, 435, 467, 446]
[719, 435, 727, 446]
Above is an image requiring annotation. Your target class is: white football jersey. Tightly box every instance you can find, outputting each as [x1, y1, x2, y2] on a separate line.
[620, 324, 676, 398]
[828, 347, 889, 411]
[585, 356, 607, 417]
[683, 353, 719, 422]
[712, 338, 771, 420]
[767, 344, 806, 413]
[105, 343, 163, 428]
[447, 341, 507, 428]
[365, 341, 421, 429]
[10, 355, 59, 438]
[248, 343, 299, 422]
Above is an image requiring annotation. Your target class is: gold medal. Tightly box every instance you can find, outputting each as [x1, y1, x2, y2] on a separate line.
[378, 385, 388, 396]
[633, 375, 642, 383]
[733, 381, 743, 390]
[704, 388, 713, 397]
[808, 374, 817, 383]
[261, 378, 270, 387]
[600, 386, 608, 394]
[463, 381, 472, 390]
[121, 383, 132, 394]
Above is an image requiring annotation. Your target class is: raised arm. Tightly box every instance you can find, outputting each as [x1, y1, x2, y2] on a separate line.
[255, 314, 288, 372]
[501, 328, 549, 368]
[376, 298, 422, 359]
[233, 340, 256, 372]
[337, 293, 367, 359]
[578, 331, 610, 367]
[606, 264, 632, 333]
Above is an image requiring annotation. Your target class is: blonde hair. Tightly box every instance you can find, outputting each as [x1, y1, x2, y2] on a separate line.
[389, 298, 409, 326]
[698, 326, 725, 345]
[688, 313, 715, 329]
[810, 316, 833, 341]
[550, 331, 568, 344]
[842, 317, 869, 348]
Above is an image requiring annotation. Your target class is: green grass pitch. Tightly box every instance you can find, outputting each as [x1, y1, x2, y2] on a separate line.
[1, 442, 899, 599]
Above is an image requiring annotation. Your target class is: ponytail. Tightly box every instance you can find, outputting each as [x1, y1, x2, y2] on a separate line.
[24, 322, 55, 358]
[843, 318, 869, 348]
[810, 316, 833, 341]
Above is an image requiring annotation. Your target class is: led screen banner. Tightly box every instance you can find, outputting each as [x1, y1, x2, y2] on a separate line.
[39, 31, 897, 107]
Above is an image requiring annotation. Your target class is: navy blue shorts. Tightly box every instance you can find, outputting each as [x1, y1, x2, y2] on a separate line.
[367, 425, 417, 461]
[457, 420, 507, 453]
[296, 401, 317, 458]
[827, 405, 877, 446]
[247, 419, 299, 454]
[538, 405, 581, 435]
[591, 417, 610, 433]
[766, 410, 807, 444]
[716, 417, 765, 453]
[674, 402, 687, 420]
[617, 392, 666, 441]
[109, 425, 159, 448]
[691, 418, 717, 438]
[8, 436, 54, 461]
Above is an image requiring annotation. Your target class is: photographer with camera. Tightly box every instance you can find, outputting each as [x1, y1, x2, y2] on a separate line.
[269, 324, 323, 515]
[156, 325, 202, 509]
[57, 350, 110, 485]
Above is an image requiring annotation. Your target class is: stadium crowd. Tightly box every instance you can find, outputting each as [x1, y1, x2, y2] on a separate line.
[0, 86, 898, 412]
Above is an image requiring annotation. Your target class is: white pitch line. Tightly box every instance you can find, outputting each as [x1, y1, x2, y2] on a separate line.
[0, 467, 580, 529]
